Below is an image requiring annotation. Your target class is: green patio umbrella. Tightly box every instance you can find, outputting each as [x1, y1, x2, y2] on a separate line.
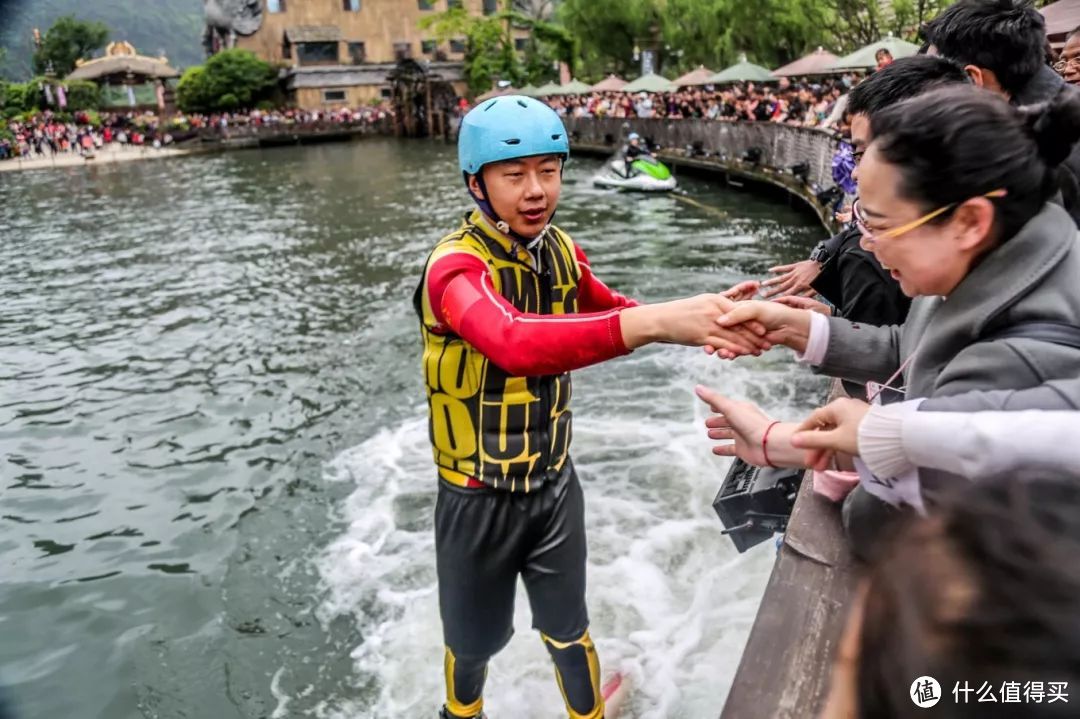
[556, 79, 594, 95]
[773, 47, 842, 77]
[620, 73, 678, 93]
[476, 86, 515, 102]
[673, 65, 715, 87]
[533, 82, 564, 97]
[830, 36, 920, 70]
[590, 74, 627, 92]
[708, 54, 776, 84]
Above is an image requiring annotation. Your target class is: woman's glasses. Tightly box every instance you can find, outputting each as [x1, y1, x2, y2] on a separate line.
[853, 189, 1008, 244]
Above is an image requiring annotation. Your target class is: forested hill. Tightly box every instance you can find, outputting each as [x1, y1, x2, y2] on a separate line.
[0, 0, 205, 80]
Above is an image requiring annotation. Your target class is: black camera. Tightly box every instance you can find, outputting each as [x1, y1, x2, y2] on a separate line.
[789, 161, 811, 183]
[815, 184, 844, 207]
[742, 146, 764, 164]
[712, 459, 803, 553]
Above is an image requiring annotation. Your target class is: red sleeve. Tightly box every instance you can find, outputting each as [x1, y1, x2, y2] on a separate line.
[573, 245, 639, 312]
[426, 251, 631, 377]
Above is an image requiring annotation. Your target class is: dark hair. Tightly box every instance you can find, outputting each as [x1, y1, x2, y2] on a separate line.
[925, 0, 1046, 96]
[869, 85, 1080, 240]
[847, 55, 970, 118]
[856, 478, 1080, 718]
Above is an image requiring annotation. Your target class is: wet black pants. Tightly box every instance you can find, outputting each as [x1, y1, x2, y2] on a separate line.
[436, 462, 602, 718]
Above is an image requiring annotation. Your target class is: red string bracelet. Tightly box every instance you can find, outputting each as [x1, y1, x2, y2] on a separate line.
[762, 420, 781, 469]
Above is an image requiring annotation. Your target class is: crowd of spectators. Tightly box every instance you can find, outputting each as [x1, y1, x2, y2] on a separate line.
[542, 77, 858, 129]
[0, 103, 396, 161]
[1, 111, 157, 161]
[183, 103, 395, 133]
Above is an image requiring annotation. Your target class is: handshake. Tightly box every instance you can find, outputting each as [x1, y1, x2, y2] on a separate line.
[620, 280, 827, 360]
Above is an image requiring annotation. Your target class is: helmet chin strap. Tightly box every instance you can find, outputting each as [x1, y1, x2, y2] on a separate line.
[466, 172, 552, 247]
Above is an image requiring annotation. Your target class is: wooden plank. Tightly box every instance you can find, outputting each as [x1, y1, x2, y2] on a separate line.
[720, 468, 858, 718]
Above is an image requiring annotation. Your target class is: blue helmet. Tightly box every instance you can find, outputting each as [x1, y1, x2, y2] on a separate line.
[458, 95, 570, 176]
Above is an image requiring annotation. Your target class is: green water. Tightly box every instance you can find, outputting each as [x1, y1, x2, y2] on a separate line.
[0, 138, 823, 718]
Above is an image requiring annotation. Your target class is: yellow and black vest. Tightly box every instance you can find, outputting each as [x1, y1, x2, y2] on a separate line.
[414, 211, 583, 493]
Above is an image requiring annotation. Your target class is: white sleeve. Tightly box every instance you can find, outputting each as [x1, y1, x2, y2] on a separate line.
[795, 310, 830, 365]
[858, 399, 925, 478]
[862, 407, 1080, 481]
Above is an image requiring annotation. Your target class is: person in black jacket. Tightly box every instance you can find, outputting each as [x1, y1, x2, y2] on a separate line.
[924, 0, 1080, 226]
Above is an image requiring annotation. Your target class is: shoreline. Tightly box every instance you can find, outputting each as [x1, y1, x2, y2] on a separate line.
[0, 124, 388, 174]
[0, 144, 198, 173]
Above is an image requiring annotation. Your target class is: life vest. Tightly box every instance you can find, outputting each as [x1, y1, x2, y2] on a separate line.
[414, 211, 582, 493]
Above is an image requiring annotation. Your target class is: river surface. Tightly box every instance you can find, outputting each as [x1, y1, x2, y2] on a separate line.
[0, 138, 824, 719]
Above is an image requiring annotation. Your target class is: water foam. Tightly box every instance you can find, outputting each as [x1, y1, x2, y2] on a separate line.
[312, 346, 799, 718]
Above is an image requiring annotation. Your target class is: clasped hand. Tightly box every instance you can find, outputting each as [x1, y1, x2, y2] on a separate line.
[704, 297, 816, 359]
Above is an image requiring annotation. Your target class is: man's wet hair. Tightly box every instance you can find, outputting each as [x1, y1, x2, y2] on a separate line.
[847, 55, 970, 119]
[924, 0, 1047, 96]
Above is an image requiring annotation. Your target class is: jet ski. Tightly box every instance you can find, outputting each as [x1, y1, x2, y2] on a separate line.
[592, 154, 678, 192]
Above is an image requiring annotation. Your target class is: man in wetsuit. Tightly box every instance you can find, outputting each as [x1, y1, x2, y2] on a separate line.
[415, 96, 768, 719]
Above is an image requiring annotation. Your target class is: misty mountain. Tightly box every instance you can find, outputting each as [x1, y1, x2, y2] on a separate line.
[0, 0, 205, 80]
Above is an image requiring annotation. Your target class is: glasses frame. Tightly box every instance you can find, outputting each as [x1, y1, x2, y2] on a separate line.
[853, 189, 1008, 244]
[1053, 57, 1080, 73]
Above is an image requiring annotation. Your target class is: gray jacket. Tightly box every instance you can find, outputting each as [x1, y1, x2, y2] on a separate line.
[919, 376, 1080, 411]
[816, 202, 1080, 407]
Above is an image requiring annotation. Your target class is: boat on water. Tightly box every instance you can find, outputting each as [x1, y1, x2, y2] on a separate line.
[592, 153, 678, 192]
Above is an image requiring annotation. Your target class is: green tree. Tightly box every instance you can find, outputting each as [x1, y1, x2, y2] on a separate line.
[557, 0, 663, 79]
[513, 0, 557, 21]
[421, 1, 577, 92]
[64, 79, 102, 110]
[887, 0, 953, 39]
[560, 0, 836, 78]
[1, 81, 29, 117]
[177, 66, 215, 112]
[421, 4, 524, 94]
[509, 9, 578, 85]
[32, 16, 110, 77]
[558, 0, 951, 80]
[176, 49, 277, 112]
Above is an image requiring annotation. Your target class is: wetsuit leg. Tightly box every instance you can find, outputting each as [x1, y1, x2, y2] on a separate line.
[542, 630, 604, 719]
[443, 647, 487, 718]
[521, 462, 603, 718]
[435, 478, 528, 717]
